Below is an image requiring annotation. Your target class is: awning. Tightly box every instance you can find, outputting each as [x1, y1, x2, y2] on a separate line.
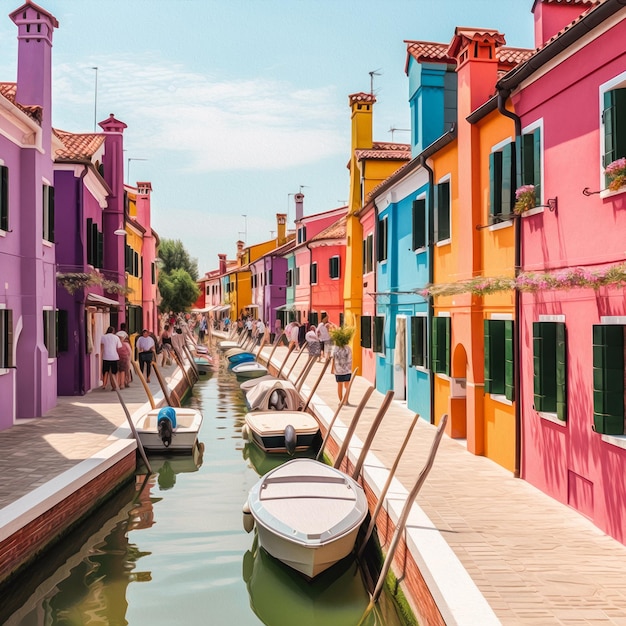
[215, 305, 231, 313]
[242, 303, 259, 308]
[192, 306, 212, 313]
[275, 304, 295, 311]
[86, 293, 121, 307]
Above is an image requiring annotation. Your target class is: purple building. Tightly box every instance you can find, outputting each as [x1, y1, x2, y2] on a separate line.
[0, 1, 59, 429]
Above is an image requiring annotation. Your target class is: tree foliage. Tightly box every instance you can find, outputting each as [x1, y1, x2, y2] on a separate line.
[158, 239, 200, 313]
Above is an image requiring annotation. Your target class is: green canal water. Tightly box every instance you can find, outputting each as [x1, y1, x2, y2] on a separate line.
[0, 364, 406, 626]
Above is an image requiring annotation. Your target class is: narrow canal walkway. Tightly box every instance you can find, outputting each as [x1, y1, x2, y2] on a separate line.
[0, 343, 626, 625]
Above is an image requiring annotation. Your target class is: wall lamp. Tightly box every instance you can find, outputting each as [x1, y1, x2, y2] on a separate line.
[114, 228, 127, 236]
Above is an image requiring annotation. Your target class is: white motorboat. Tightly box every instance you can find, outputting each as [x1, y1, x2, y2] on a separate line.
[232, 362, 268, 379]
[245, 379, 302, 412]
[134, 406, 203, 452]
[244, 459, 368, 578]
[243, 411, 320, 455]
[240, 375, 277, 392]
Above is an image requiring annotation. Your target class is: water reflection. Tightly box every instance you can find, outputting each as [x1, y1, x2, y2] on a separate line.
[0, 361, 404, 626]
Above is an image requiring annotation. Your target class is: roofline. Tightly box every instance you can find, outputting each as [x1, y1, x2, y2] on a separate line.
[496, 0, 626, 94]
[466, 95, 499, 124]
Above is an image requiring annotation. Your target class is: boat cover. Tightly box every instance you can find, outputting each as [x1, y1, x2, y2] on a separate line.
[246, 380, 302, 411]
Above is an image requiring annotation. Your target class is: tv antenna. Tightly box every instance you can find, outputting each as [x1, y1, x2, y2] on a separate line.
[369, 68, 382, 95]
[389, 126, 410, 141]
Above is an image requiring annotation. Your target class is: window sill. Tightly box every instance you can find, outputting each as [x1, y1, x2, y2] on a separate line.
[490, 394, 512, 406]
[42, 239, 54, 248]
[600, 186, 626, 200]
[435, 238, 451, 247]
[414, 246, 426, 255]
[488, 219, 513, 232]
[601, 434, 626, 449]
[435, 372, 450, 381]
[411, 364, 429, 373]
[520, 206, 544, 218]
[538, 411, 566, 426]
[0, 368, 9, 376]
[0, 229, 6, 238]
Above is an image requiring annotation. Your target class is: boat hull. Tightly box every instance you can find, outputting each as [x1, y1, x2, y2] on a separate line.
[232, 362, 268, 379]
[245, 411, 319, 454]
[247, 459, 368, 578]
[228, 352, 256, 365]
[135, 407, 203, 452]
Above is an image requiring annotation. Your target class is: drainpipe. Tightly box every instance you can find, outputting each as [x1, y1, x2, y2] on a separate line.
[78, 165, 88, 394]
[305, 241, 313, 324]
[497, 89, 522, 479]
[419, 155, 436, 425]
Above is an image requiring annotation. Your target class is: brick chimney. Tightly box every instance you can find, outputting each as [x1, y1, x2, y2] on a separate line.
[276, 213, 287, 245]
[532, 0, 595, 49]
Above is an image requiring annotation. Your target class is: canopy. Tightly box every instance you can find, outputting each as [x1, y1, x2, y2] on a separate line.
[86, 293, 121, 307]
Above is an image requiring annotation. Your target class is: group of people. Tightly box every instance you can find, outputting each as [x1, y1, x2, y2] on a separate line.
[99, 317, 184, 391]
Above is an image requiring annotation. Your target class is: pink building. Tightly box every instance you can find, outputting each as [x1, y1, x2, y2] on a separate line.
[501, 0, 626, 543]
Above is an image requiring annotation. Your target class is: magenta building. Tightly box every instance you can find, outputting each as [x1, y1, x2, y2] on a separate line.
[502, 0, 626, 543]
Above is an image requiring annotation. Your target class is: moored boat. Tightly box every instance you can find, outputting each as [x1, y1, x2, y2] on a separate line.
[245, 379, 302, 412]
[231, 362, 268, 379]
[244, 459, 368, 578]
[134, 406, 203, 452]
[243, 411, 320, 454]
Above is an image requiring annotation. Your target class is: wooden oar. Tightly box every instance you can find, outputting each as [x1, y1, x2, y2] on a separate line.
[359, 414, 449, 615]
[300, 358, 332, 411]
[111, 375, 152, 473]
[171, 347, 194, 389]
[294, 354, 317, 391]
[260, 330, 284, 368]
[152, 361, 176, 406]
[131, 359, 156, 409]
[275, 343, 296, 378]
[332, 385, 375, 469]
[357, 413, 420, 557]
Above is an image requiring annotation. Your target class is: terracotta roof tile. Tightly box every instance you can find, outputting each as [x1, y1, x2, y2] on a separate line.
[356, 142, 411, 161]
[349, 92, 376, 106]
[311, 216, 347, 242]
[405, 41, 456, 71]
[497, 47, 534, 65]
[0, 82, 42, 123]
[53, 129, 105, 162]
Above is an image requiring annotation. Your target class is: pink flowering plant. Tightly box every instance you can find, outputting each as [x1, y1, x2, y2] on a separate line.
[514, 184, 536, 214]
[605, 157, 626, 192]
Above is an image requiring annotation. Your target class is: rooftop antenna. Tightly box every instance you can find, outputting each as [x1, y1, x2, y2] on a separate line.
[369, 68, 382, 95]
[389, 126, 410, 141]
[298, 185, 309, 194]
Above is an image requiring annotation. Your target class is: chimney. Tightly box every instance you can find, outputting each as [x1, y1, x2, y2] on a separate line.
[531, 0, 595, 49]
[348, 92, 375, 212]
[10, 2, 58, 140]
[294, 193, 304, 223]
[236, 240, 244, 261]
[218, 253, 227, 275]
[276, 213, 287, 245]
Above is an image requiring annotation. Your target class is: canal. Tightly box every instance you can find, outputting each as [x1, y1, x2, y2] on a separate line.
[0, 362, 407, 626]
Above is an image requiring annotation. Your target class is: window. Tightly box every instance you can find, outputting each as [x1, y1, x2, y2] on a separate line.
[377, 217, 388, 262]
[361, 315, 372, 349]
[286, 269, 293, 287]
[152, 262, 156, 285]
[295, 267, 300, 286]
[0, 165, 8, 232]
[268, 269, 273, 284]
[522, 128, 542, 203]
[412, 199, 426, 250]
[410, 316, 427, 367]
[86, 219, 103, 268]
[0, 309, 13, 368]
[489, 142, 515, 217]
[329, 256, 340, 279]
[484, 320, 515, 401]
[362, 234, 373, 273]
[43, 309, 57, 359]
[592, 324, 623, 434]
[309, 311, 319, 326]
[602, 88, 626, 181]
[57, 310, 68, 353]
[42, 184, 55, 243]
[310, 262, 318, 285]
[432, 316, 450, 375]
[297, 225, 307, 244]
[533, 322, 567, 422]
[128, 305, 143, 335]
[373, 316, 384, 353]
[434, 180, 451, 242]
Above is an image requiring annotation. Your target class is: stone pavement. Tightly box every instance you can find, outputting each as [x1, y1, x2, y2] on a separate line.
[259, 343, 626, 626]
[1, 338, 626, 625]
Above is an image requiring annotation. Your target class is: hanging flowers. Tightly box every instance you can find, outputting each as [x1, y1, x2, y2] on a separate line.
[102, 279, 133, 295]
[514, 184, 536, 214]
[420, 263, 626, 298]
[56, 272, 101, 294]
[605, 157, 626, 192]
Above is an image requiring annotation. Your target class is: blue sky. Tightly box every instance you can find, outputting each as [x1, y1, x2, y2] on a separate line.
[0, 0, 535, 275]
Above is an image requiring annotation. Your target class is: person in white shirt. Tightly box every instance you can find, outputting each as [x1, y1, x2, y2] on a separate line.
[136, 329, 156, 382]
[100, 326, 122, 391]
[288, 321, 300, 349]
[316, 317, 332, 362]
[255, 319, 266, 345]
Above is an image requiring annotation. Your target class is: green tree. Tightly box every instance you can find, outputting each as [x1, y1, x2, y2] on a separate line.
[158, 238, 199, 281]
[158, 268, 200, 313]
[157, 239, 200, 313]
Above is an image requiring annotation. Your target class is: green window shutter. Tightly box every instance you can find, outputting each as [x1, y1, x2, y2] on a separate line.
[555, 323, 567, 421]
[360, 316, 372, 349]
[432, 315, 440, 372]
[533, 322, 557, 413]
[433, 317, 450, 375]
[412, 199, 426, 250]
[504, 320, 515, 401]
[373, 316, 384, 353]
[443, 317, 451, 376]
[411, 316, 425, 367]
[366, 235, 373, 272]
[592, 324, 624, 435]
[436, 182, 451, 241]
[603, 89, 626, 169]
[501, 142, 516, 215]
[484, 320, 505, 395]
[532, 129, 541, 202]
[489, 152, 502, 216]
[0, 166, 8, 232]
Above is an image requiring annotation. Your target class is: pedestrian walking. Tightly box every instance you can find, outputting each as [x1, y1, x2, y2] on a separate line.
[136, 328, 156, 382]
[100, 326, 122, 391]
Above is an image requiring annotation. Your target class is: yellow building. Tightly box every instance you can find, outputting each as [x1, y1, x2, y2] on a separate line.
[343, 92, 410, 371]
